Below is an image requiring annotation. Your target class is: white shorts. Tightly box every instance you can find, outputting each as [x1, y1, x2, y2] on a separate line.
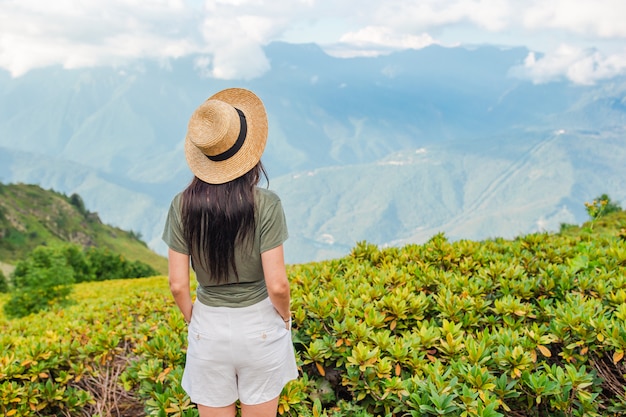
[182, 297, 298, 407]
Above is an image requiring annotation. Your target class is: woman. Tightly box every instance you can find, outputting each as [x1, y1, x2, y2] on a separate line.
[162, 88, 298, 417]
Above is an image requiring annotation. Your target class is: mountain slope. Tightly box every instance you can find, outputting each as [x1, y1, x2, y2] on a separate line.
[0, 42, 625, 263]
[0, 183, 167, 273]
[274, 127, 626, 263]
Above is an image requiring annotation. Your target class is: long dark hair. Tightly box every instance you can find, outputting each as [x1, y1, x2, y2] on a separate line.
[181, 162, 268, 283]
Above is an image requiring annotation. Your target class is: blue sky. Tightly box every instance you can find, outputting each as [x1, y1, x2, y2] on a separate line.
[1, 0, 625, 84]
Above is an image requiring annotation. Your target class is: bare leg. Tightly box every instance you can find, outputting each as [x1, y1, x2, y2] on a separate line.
[240, 396, 279, 417]
[197, 402, 237, 417]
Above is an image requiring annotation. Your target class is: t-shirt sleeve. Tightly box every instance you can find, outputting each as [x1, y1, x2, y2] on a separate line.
[162, 194, 189, 255]
[259, 193, 289, 253]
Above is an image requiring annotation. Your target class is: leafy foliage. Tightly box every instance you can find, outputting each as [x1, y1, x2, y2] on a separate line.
[85, 247, 158, 282]
[3, 246, 75, 318]
[1, 210, 626, 416]
[3, 244, 157, 318]
[0, 277, 174, 416]
[280, 230, 626, 417]
[0, 269, 8, 294]
[585, 194, 622, 220]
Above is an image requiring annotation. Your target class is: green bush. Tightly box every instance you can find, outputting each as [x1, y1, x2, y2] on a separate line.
[2, 244, 157, 318]
[4, 246, 75, 318]
[277, 235, 626, 417]
[0, 268, 8, 293]
[10, 244, 157, 284]
[60, 244, 93, 282]
[117, 228, 626, 417]
[0, 277, 172, 417]
[585, 194, 622, 220]
[85, 247, 157, 281]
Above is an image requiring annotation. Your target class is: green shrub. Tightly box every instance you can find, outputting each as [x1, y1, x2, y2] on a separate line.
[0, 268, 8, 293]
[60, 244, 93, 282]
[585, 193, 622, 219]
[2, 243, 157, 318]
[4, 246, 75, 318]
[85, 247, 157, 281]
[114, 231, 626, 417]
[0, 277, 172, 416]
[559, 222, 577, 233]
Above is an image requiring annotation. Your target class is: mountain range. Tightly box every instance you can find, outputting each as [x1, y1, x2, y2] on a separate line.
[0, 42, 624, 263]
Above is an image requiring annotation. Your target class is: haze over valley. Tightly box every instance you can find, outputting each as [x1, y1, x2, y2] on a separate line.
[1, 42, 624, 263]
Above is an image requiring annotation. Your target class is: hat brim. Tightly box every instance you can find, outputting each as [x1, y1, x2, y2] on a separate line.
[185, 88, 268, 184]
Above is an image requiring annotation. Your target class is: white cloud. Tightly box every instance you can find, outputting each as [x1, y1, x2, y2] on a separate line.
[523, 0, 626, 38]
[198, 15, 272, 79]
[211, 40, 270, 80]
[511, 45, 626, 85]
[194, 0, 311, 79]
[0, 0, 625, 83]
[367, 0, 512, 32]
[0, 0, 198, 76]
[326, 26, 438, 58]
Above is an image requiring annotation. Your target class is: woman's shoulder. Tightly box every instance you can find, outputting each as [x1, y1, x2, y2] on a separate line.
[255, 187, 282, 203]
[254, 187, 281, 208]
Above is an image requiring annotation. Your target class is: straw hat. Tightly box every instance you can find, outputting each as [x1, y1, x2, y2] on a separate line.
[185, 88, 268, 184]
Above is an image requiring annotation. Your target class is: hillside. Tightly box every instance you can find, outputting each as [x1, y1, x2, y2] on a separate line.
[0, 182, 167, 274]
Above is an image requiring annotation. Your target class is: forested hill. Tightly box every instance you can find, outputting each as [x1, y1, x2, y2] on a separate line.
[0, 182, 167, 273]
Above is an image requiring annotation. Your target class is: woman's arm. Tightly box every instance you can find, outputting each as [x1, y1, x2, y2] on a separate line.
[262, 245, 291, 328]
[168, 248, 193, 324]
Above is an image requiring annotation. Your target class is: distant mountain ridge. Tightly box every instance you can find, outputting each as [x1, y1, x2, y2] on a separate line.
[0, 183, 167, 273]
[0, 42, 624, 263]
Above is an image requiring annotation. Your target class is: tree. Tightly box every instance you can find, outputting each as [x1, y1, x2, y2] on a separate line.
[69, 193, 87, 216]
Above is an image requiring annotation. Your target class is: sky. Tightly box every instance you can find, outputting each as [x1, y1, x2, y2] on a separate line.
[1, 0, 625, 85]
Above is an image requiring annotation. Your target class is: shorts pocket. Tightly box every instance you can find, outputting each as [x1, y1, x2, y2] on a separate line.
[188, 323, 218, 340]
[186, 324, 224, 361]
[241, 308, 288, 346]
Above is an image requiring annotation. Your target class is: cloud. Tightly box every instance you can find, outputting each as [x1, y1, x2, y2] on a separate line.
[328, 0, 626, 83]
[0, 0, 625, 83]
[523, 0, 626, 38]
[511, 45, 626, 85]
[196, 15, 271, 79]
[325, 26, 439, 58]
[366, 0, 512, 32]
[0, 0, 199, 76]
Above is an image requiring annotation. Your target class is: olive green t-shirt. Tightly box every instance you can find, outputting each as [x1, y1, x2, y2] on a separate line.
[162, 187, 288, 308]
